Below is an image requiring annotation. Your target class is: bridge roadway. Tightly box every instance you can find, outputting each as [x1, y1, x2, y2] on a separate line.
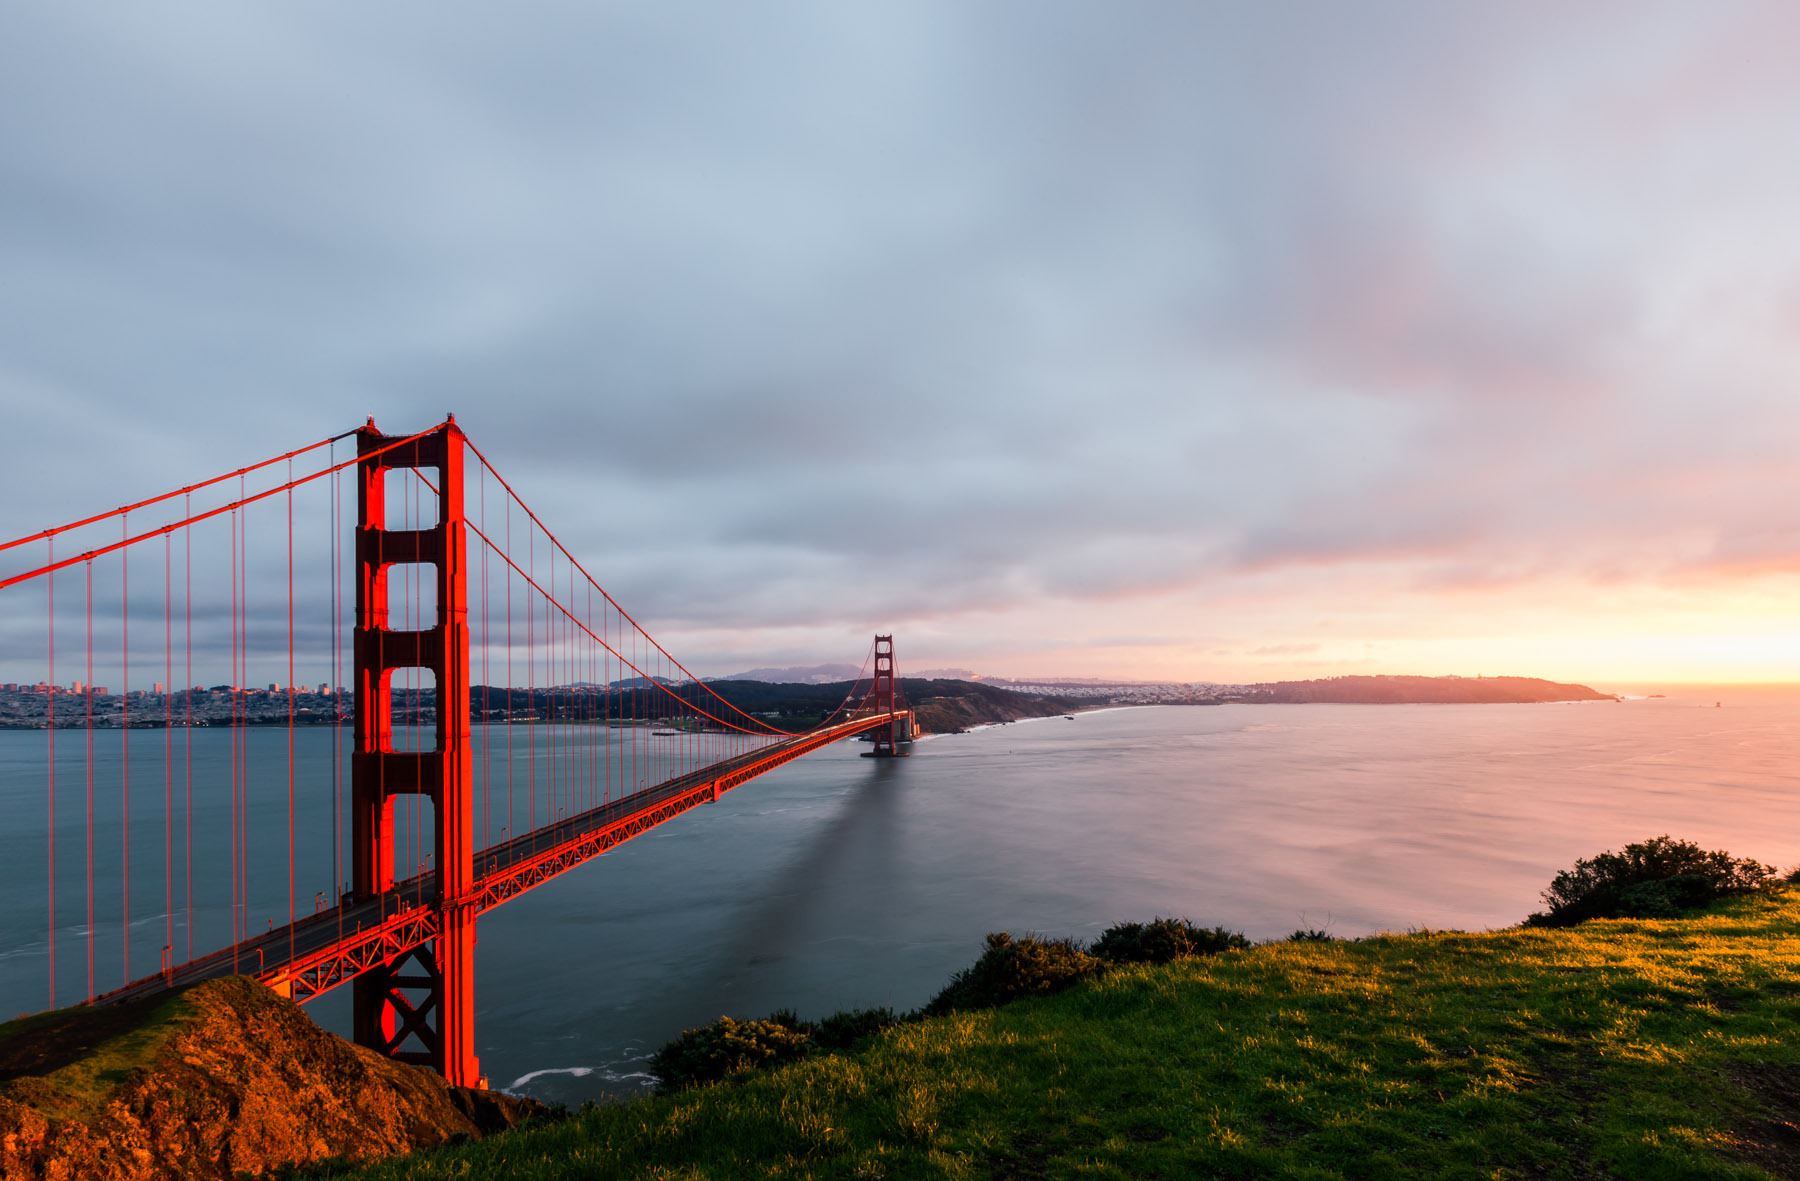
[90, 711, 905, 1008]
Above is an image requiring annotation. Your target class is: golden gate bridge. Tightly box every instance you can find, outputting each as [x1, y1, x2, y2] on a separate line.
[0, 417, 913, 1088]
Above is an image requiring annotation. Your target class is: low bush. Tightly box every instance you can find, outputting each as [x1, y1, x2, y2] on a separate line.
[1091, 917, 1251, 964]
[1288, 928, 1335, 943]
[654, 920, 1234, 1090]
[815, 1006, 899, 1051]
[923, 932, 1105, 1016]
[762, 1008, 814, 1034]
[1525, 835, 1781, 928]
[649, 1015, 814, 1091]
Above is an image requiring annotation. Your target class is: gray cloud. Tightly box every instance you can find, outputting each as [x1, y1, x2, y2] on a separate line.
[3, 1, 1799, 677]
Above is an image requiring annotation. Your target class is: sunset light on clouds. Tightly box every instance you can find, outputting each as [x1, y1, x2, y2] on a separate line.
[3, 2, 1800, 684]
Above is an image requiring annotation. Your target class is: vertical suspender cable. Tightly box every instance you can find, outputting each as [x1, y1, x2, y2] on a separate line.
[183, 496, 192, 961]
[631, 626, 638, 794]
[586, 582, 592, 812]
[121, 514, 130, 983]
[404, 476, 413, 882]
[582, 579, 587, 808]
[547, 540, 555, 823]
[287, 458, 295, 964]
[480, 462, 488, 851]
[164, 531, 173, 969]
[229, 506, 238, 963]
[330, 449, 340, 909]
[505, 496, 512, 844]
[573, 569, 579, 813]
[560, 544, 567, 820]
[414, 475, 421, 875]
[415, 473, 423, 882]
[580, 575, 586, 807]
[85, 560, 94, 999]
[241, 486, 251, 941]
[603, 602, 611, 807]
[46, 539, 55, 1006]
[528, 521, 535, 839]
[404, 477, 412, 880]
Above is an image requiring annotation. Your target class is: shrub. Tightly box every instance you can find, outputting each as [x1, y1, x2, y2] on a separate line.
[1288, 929, 1335, 943]
[1524, 835, 1781, 928]
[923, 932, 1105, 1016]
[815, 1006, 899, 1051]
[649, 1016, 814, 1091]
[762, 1008, 817, 1035]
[1091, 918, 1251, 964]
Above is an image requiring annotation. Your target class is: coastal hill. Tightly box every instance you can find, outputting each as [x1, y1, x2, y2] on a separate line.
[899, 678, 1102, 733]
[683, 677, 1098, 733]
[1235, 674, 1614, 705]
[685, 675, 1611, 728]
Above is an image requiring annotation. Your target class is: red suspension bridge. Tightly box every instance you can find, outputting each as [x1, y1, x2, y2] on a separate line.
[0, 417, 913, 1088]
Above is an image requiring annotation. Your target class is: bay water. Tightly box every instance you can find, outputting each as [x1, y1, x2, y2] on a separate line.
[4, 689, 1798, 1106]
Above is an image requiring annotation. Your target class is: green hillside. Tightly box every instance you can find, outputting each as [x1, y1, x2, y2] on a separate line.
[317, 894, 1800, 1180]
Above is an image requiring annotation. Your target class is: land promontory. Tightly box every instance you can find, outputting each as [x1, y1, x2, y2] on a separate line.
[1233, 674, 1614, 705]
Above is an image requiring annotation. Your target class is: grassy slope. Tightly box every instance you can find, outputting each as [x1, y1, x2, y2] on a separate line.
[0, 989, 198, 1120]
[321, 895, 1800, 1180]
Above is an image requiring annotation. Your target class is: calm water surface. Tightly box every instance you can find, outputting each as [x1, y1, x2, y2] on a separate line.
[5, 691, 1799, 1104]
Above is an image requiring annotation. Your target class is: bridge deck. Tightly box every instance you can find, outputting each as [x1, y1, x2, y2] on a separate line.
[90, 712, 903, 1007]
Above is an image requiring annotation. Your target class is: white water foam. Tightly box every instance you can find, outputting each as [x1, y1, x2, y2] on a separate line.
[506, 1064, 656, 1095]
[506, 1066, 593, 1090]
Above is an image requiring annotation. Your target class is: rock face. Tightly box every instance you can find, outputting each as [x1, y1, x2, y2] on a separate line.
[0, 976, 543, 1180]
[908, 682, 1090, 734]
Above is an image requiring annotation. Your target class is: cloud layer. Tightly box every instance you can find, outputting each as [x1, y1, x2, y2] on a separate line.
[4, 2, 1799, 682]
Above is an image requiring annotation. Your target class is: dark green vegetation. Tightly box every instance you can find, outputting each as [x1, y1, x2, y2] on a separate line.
[651, 1009, 903, 1092]
[1525, 835, 1782, 928]
[1091, 917, 1253, 965]
[1239, 675, 1614, 704]
[316, 871, 1800, 1180]
[653, 920, 1253, 1091]
[920, 932, 1106, 1017]
[468, 677, 1092, 732]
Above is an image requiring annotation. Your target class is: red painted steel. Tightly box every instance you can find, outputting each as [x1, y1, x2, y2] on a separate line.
[0, 428, 359, 556]
[7, 415, 917, 1094]
[469, 712, 895, 913]
[273, 905, 441, 1005]
[89, 711, 911, 1013]
[0, 429, 444, 598]
[865, 635, 909, 757]
[350, 418, 479, 1088]
[459, 434, 804, 737]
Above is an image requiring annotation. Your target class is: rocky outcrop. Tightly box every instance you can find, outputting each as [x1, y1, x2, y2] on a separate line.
[0, 976, 543, 1180]
[909, 689, 1083, 734]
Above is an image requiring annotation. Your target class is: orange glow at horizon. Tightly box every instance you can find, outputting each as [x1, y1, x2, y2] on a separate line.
[668, 566, 1800, 688]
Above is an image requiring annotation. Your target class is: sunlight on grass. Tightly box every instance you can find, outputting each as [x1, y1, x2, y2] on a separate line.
[315, 894, 1800, 1180]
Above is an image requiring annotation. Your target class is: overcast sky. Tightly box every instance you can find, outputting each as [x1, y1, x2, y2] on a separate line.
[3, 2, 1799, 685]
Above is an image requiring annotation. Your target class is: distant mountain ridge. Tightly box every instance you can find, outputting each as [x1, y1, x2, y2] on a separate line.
[715, 663, 865, 685]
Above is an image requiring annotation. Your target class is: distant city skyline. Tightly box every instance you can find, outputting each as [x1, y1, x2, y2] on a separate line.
[3, 4, 1799, 685]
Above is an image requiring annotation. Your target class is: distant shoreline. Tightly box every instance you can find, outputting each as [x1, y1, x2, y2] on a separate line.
[1219, 674, 1614, 706]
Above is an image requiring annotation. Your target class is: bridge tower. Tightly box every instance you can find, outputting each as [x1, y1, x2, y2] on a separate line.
[866, 634, 910, 757]
[351, 417, 481, 1088]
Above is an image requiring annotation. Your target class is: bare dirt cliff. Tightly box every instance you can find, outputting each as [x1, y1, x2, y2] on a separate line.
[0, 976, 543, 1180]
